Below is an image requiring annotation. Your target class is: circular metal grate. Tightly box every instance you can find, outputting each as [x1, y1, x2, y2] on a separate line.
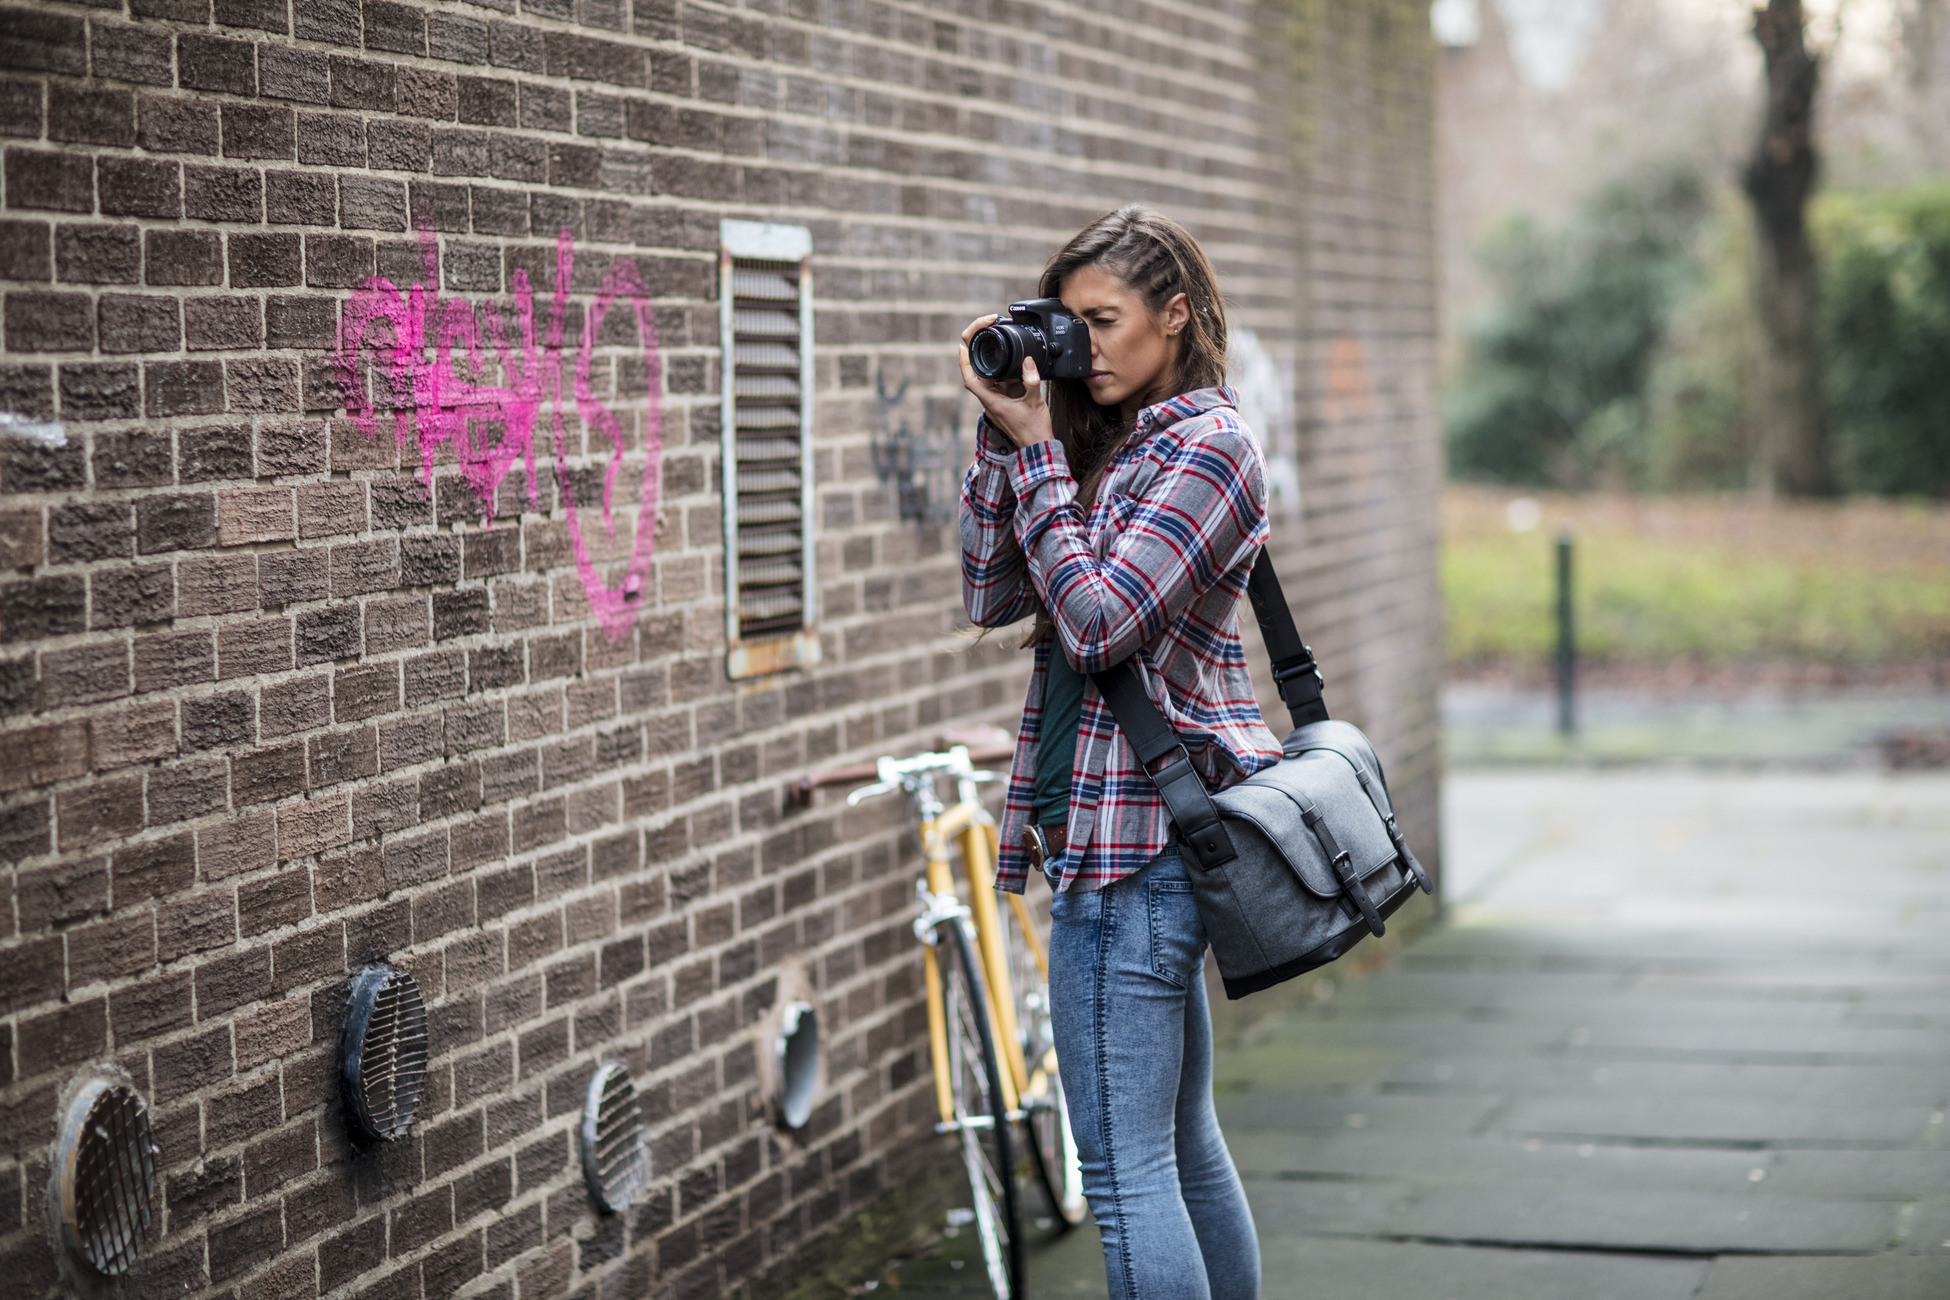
[55, 1074, 157, 1276]
[341, 965, 429, 1143]
[777, 1001, 819, 1129]
[581, 1062, 650, 1213]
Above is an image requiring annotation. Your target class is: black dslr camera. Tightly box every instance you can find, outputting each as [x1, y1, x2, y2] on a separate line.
[969, 299, 1092, 381]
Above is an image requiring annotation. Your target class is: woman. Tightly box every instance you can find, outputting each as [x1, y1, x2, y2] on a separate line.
[958, 205, 1278, 1300]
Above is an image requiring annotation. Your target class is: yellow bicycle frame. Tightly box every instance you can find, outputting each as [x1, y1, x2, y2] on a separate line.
[919, 801, 1051, 1127]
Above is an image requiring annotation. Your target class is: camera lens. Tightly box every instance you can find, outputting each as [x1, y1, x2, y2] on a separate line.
[969, 323, 1023, 380]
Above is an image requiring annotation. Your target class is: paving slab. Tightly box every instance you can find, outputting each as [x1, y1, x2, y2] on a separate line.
[1260, 1238, 1707, 1300]
[1307, 1183, 1898, 1254]
[1226, 1130, 1782, 1193]
[1762, 1148, 1950, 1199]
[1692, 1254, 1950, 1300]
[1493, 1093, 1937, 1145]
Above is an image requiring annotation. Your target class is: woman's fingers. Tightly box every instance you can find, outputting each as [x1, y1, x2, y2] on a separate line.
[960, 313, 1000, 345]
[1021, 356, 1041, 387]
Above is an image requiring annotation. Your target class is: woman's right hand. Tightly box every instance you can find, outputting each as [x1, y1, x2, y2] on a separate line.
[959, 314, 1053, 449]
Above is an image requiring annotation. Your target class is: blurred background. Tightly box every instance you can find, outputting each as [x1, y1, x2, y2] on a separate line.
[1431, 0, 1950, 771]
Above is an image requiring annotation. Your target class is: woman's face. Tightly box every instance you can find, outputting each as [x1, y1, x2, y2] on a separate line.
[1059, 265, 1189, 415]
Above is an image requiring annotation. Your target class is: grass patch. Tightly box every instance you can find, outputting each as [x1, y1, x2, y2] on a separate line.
[1444, 487, 1950, 672]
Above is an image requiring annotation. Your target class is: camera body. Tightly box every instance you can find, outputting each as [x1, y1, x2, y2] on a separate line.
[969, 299, 1092, 381]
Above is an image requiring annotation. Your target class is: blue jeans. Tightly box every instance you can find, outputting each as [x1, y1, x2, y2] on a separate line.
[1046, 848, 1261, 1300]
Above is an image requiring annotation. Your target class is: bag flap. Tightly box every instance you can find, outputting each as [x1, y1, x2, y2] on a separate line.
[1283, 720, 1396, 818]
[1213, 750, 1399, 897]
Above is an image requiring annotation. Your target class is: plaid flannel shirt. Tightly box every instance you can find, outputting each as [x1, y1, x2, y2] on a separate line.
[960, 386, 1282, 894]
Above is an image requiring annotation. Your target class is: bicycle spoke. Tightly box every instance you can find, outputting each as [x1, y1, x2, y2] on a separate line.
[936, 919, 1021, 1299]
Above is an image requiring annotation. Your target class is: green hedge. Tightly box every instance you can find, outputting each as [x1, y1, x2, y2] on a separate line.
[1818, 185, 1950, 497]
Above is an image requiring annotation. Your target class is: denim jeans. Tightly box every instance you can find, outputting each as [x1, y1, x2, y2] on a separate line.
[1046, 848, 1261, 1300]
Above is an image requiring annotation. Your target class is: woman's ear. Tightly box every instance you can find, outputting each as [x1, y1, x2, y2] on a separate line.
[1161, 292, 1190, 337]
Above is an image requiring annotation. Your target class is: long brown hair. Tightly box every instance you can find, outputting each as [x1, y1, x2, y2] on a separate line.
[1041, 205, 1230, 510]
[1022, 206, 1230, 647]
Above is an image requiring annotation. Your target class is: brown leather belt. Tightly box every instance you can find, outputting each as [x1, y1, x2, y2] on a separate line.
[1022, 822, 1067, 871]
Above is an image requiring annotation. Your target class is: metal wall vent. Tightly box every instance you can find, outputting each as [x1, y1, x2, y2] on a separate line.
[581, 1062, 650, 1213]
[720, 218, 821, 680]
[777, 1001, 819, 1130]
[54, 1072, 157, 1275]
[341, 965, 429, 1143]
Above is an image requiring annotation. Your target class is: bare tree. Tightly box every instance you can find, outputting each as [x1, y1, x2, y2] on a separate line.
[1900, 0, 1950, 170]
[1743, 0, 1832, 495]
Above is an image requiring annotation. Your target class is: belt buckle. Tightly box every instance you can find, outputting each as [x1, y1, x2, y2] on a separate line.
[1021, 824, 1050, 872]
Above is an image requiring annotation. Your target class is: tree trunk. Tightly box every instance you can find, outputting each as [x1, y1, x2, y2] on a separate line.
[1742, 0, 1833, 496]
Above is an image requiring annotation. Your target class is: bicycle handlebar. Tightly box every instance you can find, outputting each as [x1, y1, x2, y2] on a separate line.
[791, 725, 1016, 808]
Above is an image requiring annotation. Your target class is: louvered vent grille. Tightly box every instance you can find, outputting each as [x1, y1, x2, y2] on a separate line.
[55, 1075, 157, 1276]
[721, 221, 821, 680]
[341, 965, 429, 1143]
[581, 1062, 650, 1213]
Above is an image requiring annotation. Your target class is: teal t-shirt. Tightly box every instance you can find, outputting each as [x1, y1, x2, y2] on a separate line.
[1033, 642, 1086, 829]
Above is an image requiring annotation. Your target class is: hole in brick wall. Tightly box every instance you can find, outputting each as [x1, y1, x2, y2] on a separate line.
[53, 1069, 158, 1276]
[777, 1001, 819, 1130]
[340, 964, 429, 1144]
[581, 1062, 650, 1214]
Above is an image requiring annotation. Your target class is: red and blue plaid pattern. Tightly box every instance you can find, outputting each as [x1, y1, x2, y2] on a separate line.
[961, 387, 1282, 893]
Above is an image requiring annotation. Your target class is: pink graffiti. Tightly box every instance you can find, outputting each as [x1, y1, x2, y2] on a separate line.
[336, 227, 662, 638]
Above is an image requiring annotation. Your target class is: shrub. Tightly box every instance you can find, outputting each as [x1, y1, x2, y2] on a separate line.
[1816, 185, 1950, 497]
[1445, 165, 1710, 488]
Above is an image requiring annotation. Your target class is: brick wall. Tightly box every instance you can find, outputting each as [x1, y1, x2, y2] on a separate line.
[0, 1, 1439, 1298]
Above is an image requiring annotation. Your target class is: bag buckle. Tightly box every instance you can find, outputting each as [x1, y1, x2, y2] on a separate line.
[1149, 747, 1238, 871]
[1271, 652, 1322, 689]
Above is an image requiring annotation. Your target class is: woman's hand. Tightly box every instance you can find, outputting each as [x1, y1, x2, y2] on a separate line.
[959, 314, 1053, 449]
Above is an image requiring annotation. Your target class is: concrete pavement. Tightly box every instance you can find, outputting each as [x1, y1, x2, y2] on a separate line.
[883, 768, 1950, 1297]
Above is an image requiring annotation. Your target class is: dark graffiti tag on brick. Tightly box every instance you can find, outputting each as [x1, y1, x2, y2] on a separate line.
[336, 228, 662, 639]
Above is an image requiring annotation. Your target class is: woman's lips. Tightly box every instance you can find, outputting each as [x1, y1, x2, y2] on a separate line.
[1087, 370, 1111, 384]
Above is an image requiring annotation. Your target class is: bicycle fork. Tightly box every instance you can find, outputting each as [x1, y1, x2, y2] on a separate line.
[916, 814, 1023, 1133]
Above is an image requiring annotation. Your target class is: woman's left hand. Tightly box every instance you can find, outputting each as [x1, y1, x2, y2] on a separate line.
[959, 314, 1053, 449]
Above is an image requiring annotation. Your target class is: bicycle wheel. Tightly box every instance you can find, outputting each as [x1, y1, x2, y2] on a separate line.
[936, 915, 1024, 1299]
[1004, 897, 1087, 1229]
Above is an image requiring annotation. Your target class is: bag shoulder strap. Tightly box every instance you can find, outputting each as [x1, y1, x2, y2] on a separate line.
[1086, 548, 1325, 871]
[1244, 550, 1329, 730]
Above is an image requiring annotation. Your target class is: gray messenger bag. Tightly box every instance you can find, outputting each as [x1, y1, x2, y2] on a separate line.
[1092, 552, 1432, 1000]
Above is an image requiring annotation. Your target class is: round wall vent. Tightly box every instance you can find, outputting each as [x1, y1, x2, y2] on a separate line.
[777, 1001, 819, 1129]
[581, 1062, 650, 1213]
[53, 1073, 157, 1275]
[341, 965, 429, 1143]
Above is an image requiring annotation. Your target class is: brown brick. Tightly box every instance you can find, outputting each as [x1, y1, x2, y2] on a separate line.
[17, 998, 107, 1074]
[111, 967, 195, 1040]
[112, 831, 195, 902]
[199, 808, 277, 881]
[158, 889, 235, 960]
[16, 855, 109, 929]
[239, 865, 312, 936]
[90, 696, 178, 769]
[0, 720, 86, 793]
[0, 219, 49, 281]
[39, 640, 131, 709]
[138, 93, 218, 154]
[219, 616, 294, 680]
[209, 1201, 282, 1282]
[57, 773, 145, 850]
[218, 488, 295, 547]
[99, 293, 181, 353]
[278, 792, 349, 860]
[6, 291, 93, 352]
[4, 148, 92, 212]
[66, 907, 158, 986]
[146, 755, 227, 825]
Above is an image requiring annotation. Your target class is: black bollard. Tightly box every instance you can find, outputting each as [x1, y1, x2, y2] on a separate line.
[1555, 532, 1575, 735]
